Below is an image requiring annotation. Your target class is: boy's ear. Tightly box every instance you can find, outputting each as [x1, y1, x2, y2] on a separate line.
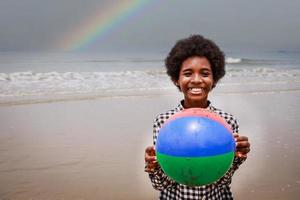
[211, 82, 216, 89]
[174, 81, 181, 91]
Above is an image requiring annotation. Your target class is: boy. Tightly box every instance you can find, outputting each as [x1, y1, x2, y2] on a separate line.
[144, 35, 250, 199]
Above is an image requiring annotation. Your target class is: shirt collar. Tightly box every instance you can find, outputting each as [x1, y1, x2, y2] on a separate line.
[176, 100, 214, 111]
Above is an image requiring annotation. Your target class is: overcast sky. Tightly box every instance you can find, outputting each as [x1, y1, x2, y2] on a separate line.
[0, 0, 299, 53]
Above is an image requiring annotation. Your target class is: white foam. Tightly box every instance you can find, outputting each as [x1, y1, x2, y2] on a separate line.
[226, 57, 242, 64]
[0, 67, 300, 105]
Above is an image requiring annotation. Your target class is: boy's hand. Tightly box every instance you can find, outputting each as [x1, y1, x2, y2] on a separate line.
[233, 133, 250, 158]
[144, 146, 158, 173]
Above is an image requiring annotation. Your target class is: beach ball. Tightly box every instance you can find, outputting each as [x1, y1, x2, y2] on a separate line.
[156, 108, 235, 186]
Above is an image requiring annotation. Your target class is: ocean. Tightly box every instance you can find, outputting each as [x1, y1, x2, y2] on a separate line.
[0, 51, 300, 106]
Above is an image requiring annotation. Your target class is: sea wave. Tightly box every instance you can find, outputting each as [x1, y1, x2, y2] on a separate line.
[225, 57, 242, 64]
[1, 67, 299, 82]
[0, 70, 172, 101]
[0, 67, 299, 105]
[0, 70, 166, 82]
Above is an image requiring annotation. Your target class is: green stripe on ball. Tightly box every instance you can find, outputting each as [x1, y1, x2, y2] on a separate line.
[156, 151, 234, 186]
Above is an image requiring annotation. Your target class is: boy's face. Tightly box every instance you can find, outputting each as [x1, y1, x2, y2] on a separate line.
[176, 56, 214, 108]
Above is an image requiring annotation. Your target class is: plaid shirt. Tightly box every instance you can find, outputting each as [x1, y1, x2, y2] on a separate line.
[147, 101, 246, 200]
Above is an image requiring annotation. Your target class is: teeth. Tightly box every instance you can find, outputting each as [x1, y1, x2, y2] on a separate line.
[190, 88, 202, 91]
[189, 88, 203, 94]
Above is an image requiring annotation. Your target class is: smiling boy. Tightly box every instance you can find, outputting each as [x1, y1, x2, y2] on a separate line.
[144, 35, 250, 200]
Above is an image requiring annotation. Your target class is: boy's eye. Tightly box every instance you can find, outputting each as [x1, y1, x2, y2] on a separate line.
[183, 72, 192, 77]
[201, 71, 211, 77]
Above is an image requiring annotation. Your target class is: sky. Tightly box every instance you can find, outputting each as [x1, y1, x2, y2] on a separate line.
[0, 0, 300, 53]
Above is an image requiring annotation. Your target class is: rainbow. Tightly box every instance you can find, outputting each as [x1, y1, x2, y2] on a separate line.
[59, 0, 152, 52]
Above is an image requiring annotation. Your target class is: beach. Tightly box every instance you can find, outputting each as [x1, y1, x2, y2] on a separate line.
[0, 89, 299, 199]
[0, 51, 300, 199]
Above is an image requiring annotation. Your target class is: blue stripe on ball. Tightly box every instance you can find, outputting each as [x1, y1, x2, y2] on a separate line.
[156, 116, 235, 157]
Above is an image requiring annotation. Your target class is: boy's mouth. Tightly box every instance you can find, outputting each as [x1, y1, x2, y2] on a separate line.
[188, 87, 203, 95]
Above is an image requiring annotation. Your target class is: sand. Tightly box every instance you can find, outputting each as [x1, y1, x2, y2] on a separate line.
[0, 90, 299, 199]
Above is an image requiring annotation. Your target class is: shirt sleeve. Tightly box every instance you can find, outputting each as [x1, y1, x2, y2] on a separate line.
[216, 117, 247, 187]
[146, 117, 177, 191]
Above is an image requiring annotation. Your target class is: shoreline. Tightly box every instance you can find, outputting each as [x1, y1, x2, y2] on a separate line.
[1, 81, 299, 107]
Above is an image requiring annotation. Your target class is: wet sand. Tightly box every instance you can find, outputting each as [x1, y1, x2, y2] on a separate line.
[0, 90, 299, 199]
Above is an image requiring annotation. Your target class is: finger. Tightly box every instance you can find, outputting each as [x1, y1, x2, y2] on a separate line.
[144, 161, 159, 172]
[145, 156, 157, 163]
[236, 147, 251, 154]
[235, 136, 249, 142]
[145, 167, 153, 173]
[233, 133, 239, 138]
[236, 141, 250, 148]
[145, 167, 156, 173]
[236, 146, 250, 155]
[145, 146, 156, 162]
[147, 162, 158, 168]
[145, 146, 156, 156]
[235, 152, 248, 158]
[145, 145, 154, 152]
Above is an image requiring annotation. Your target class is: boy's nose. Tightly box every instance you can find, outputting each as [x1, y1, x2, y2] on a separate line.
[191, 74, 202, 83]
